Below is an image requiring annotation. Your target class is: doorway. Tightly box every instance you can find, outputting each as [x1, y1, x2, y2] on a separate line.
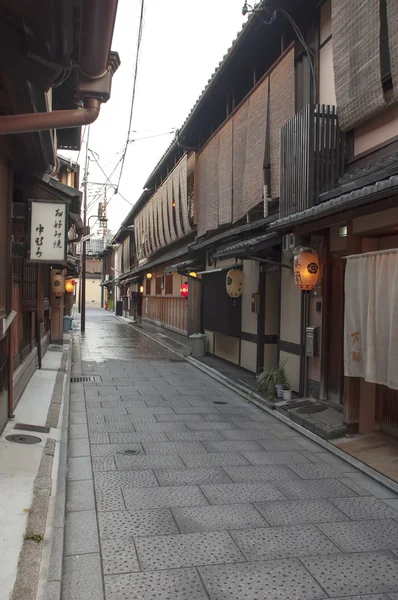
[327, 254, 344, 404]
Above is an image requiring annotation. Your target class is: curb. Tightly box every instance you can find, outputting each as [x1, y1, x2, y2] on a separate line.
[118, 316, 398, 497]
[40, 333, 73, 600]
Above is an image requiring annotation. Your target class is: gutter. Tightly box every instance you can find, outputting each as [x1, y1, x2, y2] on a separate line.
[0, 0, 119, 136]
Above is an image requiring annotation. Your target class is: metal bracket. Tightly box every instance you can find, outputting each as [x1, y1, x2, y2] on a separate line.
[0, 310, 17, 339]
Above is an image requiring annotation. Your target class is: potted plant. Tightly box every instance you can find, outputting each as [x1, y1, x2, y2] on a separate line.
[282, 383, 292, 401]
[257, 360, 288, 398]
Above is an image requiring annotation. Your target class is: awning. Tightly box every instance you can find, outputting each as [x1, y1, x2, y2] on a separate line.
[164, 259, 203, 274]
[120, 244, 191, 280]
[213, 232, 281, 260]
[269, 175, 398, 231]
[189, 215, 275, 252]
[100, 280, 113, 287]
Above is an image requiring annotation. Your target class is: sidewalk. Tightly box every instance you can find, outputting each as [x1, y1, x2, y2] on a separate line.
[0, 338, 71, 600]
[61, 308, 398, 600]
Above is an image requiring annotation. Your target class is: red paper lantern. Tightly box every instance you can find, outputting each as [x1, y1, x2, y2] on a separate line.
[180, 282, 189, 298]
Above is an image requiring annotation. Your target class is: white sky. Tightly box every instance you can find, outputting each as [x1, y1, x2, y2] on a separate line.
[64, 0, 248, 235]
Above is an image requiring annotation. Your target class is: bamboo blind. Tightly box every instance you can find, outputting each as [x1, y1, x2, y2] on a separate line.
[332, 0, 386, 131]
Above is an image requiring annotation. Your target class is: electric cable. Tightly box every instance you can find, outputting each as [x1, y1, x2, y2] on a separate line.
[115, 0, 145, 194]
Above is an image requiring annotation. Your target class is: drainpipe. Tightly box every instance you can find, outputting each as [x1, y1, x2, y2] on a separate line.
[0, 0, 119, 136]
[0, 98, 101, 135]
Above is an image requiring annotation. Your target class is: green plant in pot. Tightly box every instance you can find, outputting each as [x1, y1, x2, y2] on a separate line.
[282, 382, 292, 401]
[257, 360, 288, 398]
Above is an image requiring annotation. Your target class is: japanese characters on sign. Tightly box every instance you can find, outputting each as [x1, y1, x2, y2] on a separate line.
[30, 202, 67, 263]
[350, 331, 362, 364]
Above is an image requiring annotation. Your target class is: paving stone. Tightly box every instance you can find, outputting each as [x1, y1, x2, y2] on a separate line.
[132, 422, 189, 432]
[155, 413, 206, 422]
[199, 559, 327, 600]
[68, 457, 93, 481]
[67, 480, 96, 512]
[340, 473, 398, 499]
[92, 457, 116, 471]
[243, 451, 310, 465]
[236, 421, 279, 430]
[89, 422, 136, 433]
[109, 432, 168, 443]
[115, 454, 185, 471]
[142, 441, 207, 454]
[172, 503, 267, 532]
[312, 452, 359, 471]
[186, 421, 238, 431]
[287, 463, 342, 479]
[62, 553, 104, 600]
[98, 508, 178, 538]
[94, 470, 158, 489]
[135, 530, 243, 570]
[220, 429, 278, 441]
[201, 440, 264, 453]
[302, 551, 398, 596]
[180, 452, 249, 468]
[95, 486, 126, 511]
[330, 496, 398, 520]
[318, 519, 398, 552]
[222, 465, 298, 483]
[68, 438, 91, 457]
[91, 443, 143, 457]
[164, 430, 226, 441]
[231, 524, 340, 560]
[105, 568, 209, 600]
[69, 423, 89, 439]
[155, 467, 232, 486]
[89, 432, 110, 444]
[88, 406, 128, 415]
[201, 482, 284, 504]
[255, 498, 349, 525]
[123, 485, 208, 510]
[168, 405, 220, 414]
[327, 596, 391, 600]
[273, 478, 362, 499]
[65, 510, 99, 555]
[204, 413, 251, 422]
[70, 412, 88, 424]
[101, 537, 140, 575]
[258, 438, 309, 451]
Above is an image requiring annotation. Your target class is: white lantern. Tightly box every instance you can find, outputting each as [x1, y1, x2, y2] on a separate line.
[293, 247, 320, 291]
[226, 269, 244, 298]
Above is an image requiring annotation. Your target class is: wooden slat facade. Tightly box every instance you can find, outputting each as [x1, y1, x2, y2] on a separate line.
[144, 296, 187, 334]
[280, 103, 345, 218]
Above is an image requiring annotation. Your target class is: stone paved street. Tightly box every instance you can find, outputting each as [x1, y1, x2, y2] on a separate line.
[63, 309, 398, 600]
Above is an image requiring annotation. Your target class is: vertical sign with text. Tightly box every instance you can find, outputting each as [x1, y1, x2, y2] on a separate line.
[29, 201, 67, 263]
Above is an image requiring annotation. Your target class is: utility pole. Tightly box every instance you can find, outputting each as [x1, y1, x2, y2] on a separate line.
[81, 126, 90, 333]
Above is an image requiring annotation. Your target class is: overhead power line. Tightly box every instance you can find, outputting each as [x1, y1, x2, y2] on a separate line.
[115, 0, 145, 194]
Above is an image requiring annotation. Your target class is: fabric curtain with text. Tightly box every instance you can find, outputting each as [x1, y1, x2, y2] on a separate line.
[344, 249, 398, 390]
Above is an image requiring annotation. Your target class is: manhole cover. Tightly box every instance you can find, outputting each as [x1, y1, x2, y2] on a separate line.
[296, 404, 327, 415]
[6, 434, 42, 444]
[213, 401, 228, 405]
[117, 449, 140, 455]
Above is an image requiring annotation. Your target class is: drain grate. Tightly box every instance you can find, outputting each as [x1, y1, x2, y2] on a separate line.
[6, 434, 42, 444]
[14, 423, 50, 434]
[213, 401, 228, 405]
[70, 376, 99, 383]
[117, 449, 141, 455]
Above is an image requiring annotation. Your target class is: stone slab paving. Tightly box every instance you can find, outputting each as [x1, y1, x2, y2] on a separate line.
[62, 309, 398, 600]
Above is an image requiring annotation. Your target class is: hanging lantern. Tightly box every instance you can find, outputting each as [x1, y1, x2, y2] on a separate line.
[226, 269, 244, 298]
[65, 278, 76, 293]
[189, 271, 197, 278]
[180, 282, 189, 298]
[146, 272, 153, 279]
[293, 247, 320, 291]
[51, 271, 65, 294]
[139, 285, 144, 294]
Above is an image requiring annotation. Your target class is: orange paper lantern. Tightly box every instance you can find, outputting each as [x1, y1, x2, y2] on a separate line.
[293, 247, 320, 291]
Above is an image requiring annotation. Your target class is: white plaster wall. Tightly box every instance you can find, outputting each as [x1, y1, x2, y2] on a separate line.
[240, 339, 257, 372]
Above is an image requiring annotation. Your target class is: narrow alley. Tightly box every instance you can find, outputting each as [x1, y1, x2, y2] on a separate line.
[63, 309, 398, 600]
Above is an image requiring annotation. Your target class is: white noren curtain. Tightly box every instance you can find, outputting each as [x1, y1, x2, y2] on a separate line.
[344, 249, 398, 390]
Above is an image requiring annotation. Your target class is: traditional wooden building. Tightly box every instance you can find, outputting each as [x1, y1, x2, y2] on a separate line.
[0, 0, 119, 432]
